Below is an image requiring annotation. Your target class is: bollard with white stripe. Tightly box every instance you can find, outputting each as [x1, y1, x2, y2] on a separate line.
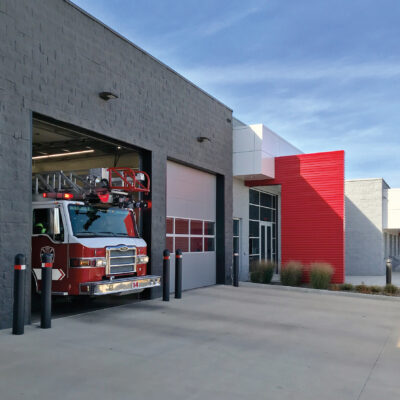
[41, 253, 53, 329]
[163, 249, 170, 302]
[175, 249, 183, 299]
[12, 254, 26, 335]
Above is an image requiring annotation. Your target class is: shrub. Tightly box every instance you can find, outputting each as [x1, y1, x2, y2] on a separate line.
[384, 284, 399, 296]
[339, 283, 354, 291]
[355, 284, 371, 294]
[330, 284, 340, 291]
[310, 262, 333, 289]
[280, 261, 303, 286]
[370, 285, 383, 294]
[250, 260, 275, 284]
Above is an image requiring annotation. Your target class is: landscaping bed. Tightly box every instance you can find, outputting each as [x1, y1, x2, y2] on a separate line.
[250, 260, 400, 297]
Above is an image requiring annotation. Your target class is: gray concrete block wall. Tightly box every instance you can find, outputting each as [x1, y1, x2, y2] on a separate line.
[0, 0, 233, 328]
[345, 179, 385, 275]
[233, 178, 250, 281]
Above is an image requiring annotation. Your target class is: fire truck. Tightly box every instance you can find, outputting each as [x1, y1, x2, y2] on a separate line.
[32, 167, 160, 297]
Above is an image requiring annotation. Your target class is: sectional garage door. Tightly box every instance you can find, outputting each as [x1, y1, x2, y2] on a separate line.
[166, 161, 216, 291]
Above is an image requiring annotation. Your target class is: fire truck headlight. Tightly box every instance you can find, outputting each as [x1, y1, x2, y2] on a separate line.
[137, 255, 149, 264]
[95, 258, 107, 267]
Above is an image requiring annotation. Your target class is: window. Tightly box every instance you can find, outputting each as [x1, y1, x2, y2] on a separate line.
[190, 237, 203, 252]
[204, 237, 215, 251]
[175, 218, 189, 234]
[166, 217, 215, 253]
[249, 189, 279, 263]
[68, 205, 138, 238]
[33, 207, 65, 242]
[249, 205, 259, 220]
[166, 217, 174, 234]
[191, 220, 203, 235]
[233, 219, 240, 253]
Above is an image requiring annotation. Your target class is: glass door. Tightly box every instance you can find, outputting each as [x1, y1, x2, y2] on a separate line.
[260, 221, 273, 261]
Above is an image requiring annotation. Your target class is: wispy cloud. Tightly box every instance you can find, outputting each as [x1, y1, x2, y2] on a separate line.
[179, 59, 400, 85]
[201, 7, 261, 36]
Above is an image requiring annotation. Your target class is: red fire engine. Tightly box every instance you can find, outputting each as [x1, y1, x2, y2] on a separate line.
[32, 168, 160, 296]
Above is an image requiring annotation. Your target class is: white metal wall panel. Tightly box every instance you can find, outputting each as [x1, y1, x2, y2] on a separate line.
[167, 161, 216, 290]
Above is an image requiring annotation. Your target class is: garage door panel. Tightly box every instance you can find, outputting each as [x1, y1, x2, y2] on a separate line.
[170, 253, 216, 292]
[167, 162, 216, 221]
[167, 161, 216, 290]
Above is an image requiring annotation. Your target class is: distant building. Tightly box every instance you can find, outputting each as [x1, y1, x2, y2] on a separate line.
[346, 178, 400, 275]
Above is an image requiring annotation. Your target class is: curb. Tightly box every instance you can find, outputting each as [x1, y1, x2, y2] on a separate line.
[240, 281, 400, 303]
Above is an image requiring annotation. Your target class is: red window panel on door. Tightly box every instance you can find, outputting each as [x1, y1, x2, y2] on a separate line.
[175, 219, 189, 234]
[204, 238, 215, 252]
[190, 237, 203, 252]
[166, 236, 174, 253]
[175, 236, 189, 252]
[204, 222, 215, 235]
[190, 220, 203, 235]
[166, 217, 174, 234]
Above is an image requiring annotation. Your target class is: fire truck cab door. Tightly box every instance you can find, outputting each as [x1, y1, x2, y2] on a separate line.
[32, 204, 69, 293]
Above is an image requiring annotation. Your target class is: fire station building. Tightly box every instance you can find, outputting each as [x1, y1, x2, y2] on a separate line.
[0, 0, 393, 331]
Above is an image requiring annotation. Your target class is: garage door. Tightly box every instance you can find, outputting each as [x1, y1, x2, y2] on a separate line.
[166, 161, 216, 291]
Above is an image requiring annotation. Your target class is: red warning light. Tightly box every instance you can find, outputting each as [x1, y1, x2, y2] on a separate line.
[63, 193, 74, 200]
[98, 193, 110, 203]
[42, 193, 48, 198]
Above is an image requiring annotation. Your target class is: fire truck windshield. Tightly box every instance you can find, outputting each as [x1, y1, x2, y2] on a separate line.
[68, 205, 138, 238]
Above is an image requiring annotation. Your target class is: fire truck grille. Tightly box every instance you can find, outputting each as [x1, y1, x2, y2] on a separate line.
[106, 246, 136, 275]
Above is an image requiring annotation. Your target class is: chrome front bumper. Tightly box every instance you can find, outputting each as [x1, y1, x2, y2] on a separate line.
[80, 275, 161, 295]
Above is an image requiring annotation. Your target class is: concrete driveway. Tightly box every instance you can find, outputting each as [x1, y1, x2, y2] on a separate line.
[1, 283, 400, 400]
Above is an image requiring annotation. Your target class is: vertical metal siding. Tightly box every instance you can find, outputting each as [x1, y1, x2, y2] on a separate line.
[247, 151, 345, 283]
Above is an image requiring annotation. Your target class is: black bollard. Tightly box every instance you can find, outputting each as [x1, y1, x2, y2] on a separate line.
[12, 254, 26, 335]
[386, 258, 392, 285]
[175, 249, 183, 299]
[233, 253, 239, 287]
[163, 249, 170, 301]
[41, 253, 53, 329]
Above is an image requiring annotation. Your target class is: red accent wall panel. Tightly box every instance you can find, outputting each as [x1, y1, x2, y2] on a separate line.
[246, 151, 345, 284]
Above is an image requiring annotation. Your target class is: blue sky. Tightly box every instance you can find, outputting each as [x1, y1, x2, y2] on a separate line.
[73, 0, 400, 185]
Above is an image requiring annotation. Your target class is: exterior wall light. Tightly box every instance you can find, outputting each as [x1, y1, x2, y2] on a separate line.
[197, 136, 211, 143]
[99, 91, 119, 101]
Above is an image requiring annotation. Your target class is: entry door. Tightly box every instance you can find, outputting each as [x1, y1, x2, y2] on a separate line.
[260, 221, 273, 261]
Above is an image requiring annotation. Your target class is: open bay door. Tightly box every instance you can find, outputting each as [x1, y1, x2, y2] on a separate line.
[166, 161, 216, 291]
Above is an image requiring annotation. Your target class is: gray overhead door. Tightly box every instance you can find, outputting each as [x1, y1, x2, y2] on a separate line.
[166, 161, 216, 291]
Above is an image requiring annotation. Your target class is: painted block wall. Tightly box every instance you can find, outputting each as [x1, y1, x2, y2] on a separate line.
[386, 188, 400, 229]
[233, 178, 250, 281]
[233, 124, 302, 180]
[345, 179, 386, 275]
[247, 151, 345, 283]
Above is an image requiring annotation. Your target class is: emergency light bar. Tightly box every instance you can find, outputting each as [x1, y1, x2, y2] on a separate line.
[43, 192, 74, 200]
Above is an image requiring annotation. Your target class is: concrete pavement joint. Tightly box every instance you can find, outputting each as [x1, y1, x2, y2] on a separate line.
[357, 329, 392, 400]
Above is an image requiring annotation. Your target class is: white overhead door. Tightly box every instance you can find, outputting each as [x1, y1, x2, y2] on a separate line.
[166, 161, 216, 291]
